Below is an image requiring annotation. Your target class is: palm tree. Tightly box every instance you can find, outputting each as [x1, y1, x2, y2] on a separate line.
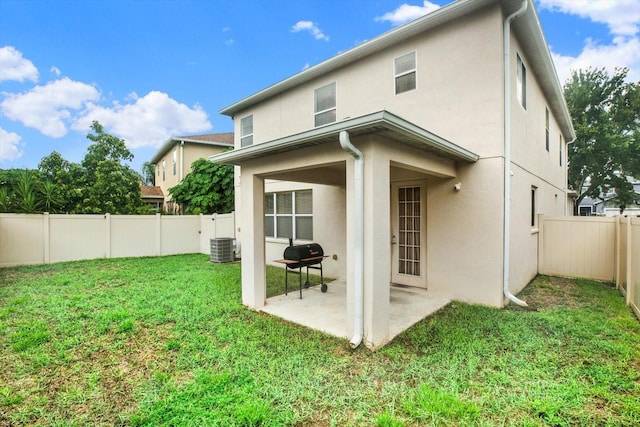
[15, 169, 41, 213]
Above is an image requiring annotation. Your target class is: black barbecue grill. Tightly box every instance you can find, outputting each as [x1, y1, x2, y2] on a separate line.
[275, 241, 328, 299]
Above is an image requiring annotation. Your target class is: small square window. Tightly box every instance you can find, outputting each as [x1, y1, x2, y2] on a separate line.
[395, 52, 416, 94]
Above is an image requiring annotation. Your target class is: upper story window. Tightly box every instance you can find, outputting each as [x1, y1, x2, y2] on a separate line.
[545, 108, 550, 152]
[516, 54, 527, 109]
[240, 115, 253, 147]
[314, 82, 336, 127]
[395, 51, 416, 94]
[173, 149, 177, 175]
[162, 160, 166, 181]
[559, 134, 563, 166]
[265, 190, 313, 240]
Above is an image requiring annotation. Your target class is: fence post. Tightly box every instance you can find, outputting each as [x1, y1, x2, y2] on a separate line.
[105, 213, 111, 259]
[43, 212, 50, 264]
[156, 213, 162, 256]
[615, 216, 621, 288]
[626, 216, 632, 305]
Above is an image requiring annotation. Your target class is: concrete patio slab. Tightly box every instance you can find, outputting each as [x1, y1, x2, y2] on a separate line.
[259, 281, 450, 345]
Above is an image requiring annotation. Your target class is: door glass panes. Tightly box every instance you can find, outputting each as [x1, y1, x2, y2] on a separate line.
[398, 186, 421, 276]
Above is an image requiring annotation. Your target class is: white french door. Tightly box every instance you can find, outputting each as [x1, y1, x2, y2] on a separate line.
[391, 182, 427, 288]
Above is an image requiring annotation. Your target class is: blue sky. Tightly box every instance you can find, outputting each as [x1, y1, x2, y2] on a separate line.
[1, 0, 639, 174]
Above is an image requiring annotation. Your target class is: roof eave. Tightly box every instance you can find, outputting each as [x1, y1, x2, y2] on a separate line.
[512, 1, 576, 141]
[208, 110, 479, 165]
[150, 137, 233, 164]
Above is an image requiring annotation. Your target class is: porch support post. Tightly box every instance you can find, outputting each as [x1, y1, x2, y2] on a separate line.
[240, 171, 266, 308]
[363, 145, 391, 348]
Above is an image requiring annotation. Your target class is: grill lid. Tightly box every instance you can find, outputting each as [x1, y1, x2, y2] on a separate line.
[283, 243, 324, 261]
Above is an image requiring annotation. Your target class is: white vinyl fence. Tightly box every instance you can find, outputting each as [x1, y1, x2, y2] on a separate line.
[539, 215, 640, 319]
[0, 213, 236, 268]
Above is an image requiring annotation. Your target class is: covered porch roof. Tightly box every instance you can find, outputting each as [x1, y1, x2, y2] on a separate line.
[208, 110, 479, 166]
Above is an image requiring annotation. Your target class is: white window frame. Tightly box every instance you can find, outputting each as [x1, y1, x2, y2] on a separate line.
[531, 186, 537, 229]
[173, 149, 177, 175]
[240, 114, 253, 147]
[517, 53, 527, 110]
[559, 134, 563, 166]
[314, 82, 336, 127]
[545, 108, 550, 152]
[264, 190, 313, 241]
[162, 160, 166, 181]
[394, 51, 417, 95]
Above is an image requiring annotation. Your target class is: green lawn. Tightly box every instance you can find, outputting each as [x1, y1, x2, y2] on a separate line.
[1, 255, 638, 426]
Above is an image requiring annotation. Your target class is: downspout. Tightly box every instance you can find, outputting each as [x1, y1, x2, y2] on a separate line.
[339, 130, 364, 348]
[503, 0, 529, 307]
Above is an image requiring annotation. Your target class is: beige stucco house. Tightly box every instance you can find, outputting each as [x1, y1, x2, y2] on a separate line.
[150, 133, 234, 212]
[210, 0, 575, 349]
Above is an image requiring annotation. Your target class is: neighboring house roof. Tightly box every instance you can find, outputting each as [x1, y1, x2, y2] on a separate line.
[210, 110, 479, 165]
[140, 185, 164, 199]
[150, 132, 234, 164]
[219, 0, 575, 142]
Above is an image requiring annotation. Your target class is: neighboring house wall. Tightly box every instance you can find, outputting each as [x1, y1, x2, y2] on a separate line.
[151, 134, 234, 211]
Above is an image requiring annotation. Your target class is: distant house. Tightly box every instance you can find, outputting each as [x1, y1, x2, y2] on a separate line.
[578, 177, 640, 216]
[211, 0, 575, 349]
[150, 133, 234, 212]
[140, 185, 164, 212]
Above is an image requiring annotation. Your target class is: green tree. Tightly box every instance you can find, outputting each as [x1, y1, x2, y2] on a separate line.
[38, 151, 83, 213]
[14, 169, 41, 213]
[78, 121, 147, 214]
[141, 161, 156, 186]
[565, 67, 640, 214]
[168, 158, 234, 214]
[0, 169, 21, 212]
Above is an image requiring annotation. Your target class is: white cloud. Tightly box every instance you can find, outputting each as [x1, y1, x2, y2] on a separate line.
[0, 46, 39, 83]
[50, 66, 61, 76]
[72, 91, 212, 148]
[291, 21, 329, 41]
[0, 127, 23, 161]
[0, 77, 100, 138]
[539, 0, 640, 83]
[375, 1, 441, 26]
[551, 36, 640, 85]
[538, 0, 640, 36]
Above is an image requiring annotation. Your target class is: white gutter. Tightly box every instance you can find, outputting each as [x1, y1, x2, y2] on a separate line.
[503, 0, 529, 307]
[339, 130, 364, 348]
